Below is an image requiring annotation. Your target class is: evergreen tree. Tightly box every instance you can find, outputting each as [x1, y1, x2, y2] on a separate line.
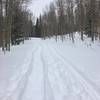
[35, 18, 41, 37]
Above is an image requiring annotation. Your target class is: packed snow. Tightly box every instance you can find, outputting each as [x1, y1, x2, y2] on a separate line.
[0, 33, 100, 100]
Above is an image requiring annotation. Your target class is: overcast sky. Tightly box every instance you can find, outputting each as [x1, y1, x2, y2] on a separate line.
[28, 0, 54, 17]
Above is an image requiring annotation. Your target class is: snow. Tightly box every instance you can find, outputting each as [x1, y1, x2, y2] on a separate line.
[0, 34, 100, 100]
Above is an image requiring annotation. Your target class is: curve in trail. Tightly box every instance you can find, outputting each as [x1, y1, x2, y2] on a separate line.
[44, 43, 100, 100]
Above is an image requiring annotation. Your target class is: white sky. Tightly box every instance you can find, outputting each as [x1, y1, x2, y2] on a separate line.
[28, 0, 54, 18]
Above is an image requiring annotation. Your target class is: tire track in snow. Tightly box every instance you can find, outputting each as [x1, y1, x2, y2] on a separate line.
[44, 43, 100, 100]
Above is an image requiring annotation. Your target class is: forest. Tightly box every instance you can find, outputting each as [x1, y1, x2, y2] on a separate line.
[0, 0, 100, 52]
[36, 0, 100, 42]
[0, 0, 33, 52]
[0, 0, 100, 99]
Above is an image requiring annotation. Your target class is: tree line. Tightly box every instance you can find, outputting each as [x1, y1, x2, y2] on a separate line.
[35, 0, 100, 42]
[0, 0, 33, 52]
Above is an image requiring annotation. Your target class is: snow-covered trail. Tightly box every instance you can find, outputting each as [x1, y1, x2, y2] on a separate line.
[0, 38, 100, 100]
[39, 42, 100, 100]
[21, 39, 100, 100]
[21, 45, 44, 100]
[21, 42, 55, 100]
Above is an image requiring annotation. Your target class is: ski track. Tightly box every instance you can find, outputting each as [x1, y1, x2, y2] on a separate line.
[7, 45, 38, 100]
[21, 45, 44, 100]
[20, 40, 100, 100]
[51, 44, 100, 94]
[0, 44, 38, 100]
[18, 46, 39, 100]
[21, 43, 55, 100]
[40, 43, 55, 100]
[43, 42, 100, 100]
[1, 39, 100, 100]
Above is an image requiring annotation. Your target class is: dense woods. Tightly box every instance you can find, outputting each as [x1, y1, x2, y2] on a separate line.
[0, 0, 100, 52]
[0, 0, 33, 52]
[36, 0, 100, 42]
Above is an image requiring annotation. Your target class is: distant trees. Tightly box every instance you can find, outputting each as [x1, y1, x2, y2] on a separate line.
[35, 18, 41, 37]
[75, 0, 85, 41]
[85, 0, 99, 41]
[57, 0, 65, 41]
[37, 4, 58, 39]
[39, 0, 100, 42]
[0, 0, 3, 49]
[66, 0, 75, 42]
[1, 0, 99, 49]
[0, 0, 34, 52]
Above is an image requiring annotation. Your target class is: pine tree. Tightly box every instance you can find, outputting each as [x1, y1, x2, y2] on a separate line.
[35, 18, 41, 37]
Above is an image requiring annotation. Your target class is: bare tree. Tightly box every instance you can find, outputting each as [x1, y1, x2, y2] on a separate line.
[56, 0, 65, 41]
